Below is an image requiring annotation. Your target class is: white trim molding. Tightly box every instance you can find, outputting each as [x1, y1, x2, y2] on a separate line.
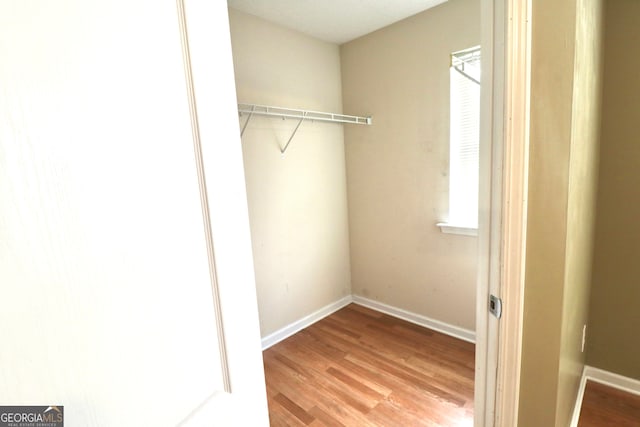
[436, 222, 479, 236]
[571, 365, 640, 427]
[176, 0, 232, 393]
[493, 0, 532, 424]
[261, 296, 352, 350]
[261, 295, 477, 351]
[352, 295, 476, 343]
[570, 368, 589, 427]
[584, 366, 640, 396]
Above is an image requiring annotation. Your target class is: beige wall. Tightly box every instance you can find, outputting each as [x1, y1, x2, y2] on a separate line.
[587, 0, 640, 381]
[518, 0, 604, 425]
[340, 0, 480, 331]
[555, 0, 604, 423]
[228, 9, 352, 337]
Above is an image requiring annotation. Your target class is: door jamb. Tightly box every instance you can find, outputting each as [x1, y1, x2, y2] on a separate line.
[493, 0, 531, 425]
[477, 0, 531, 425]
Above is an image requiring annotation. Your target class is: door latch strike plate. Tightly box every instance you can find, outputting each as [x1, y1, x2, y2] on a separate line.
[489, 294, 502, 319]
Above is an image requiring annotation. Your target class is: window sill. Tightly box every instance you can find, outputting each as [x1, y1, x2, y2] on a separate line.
[436, 222, 478, 237]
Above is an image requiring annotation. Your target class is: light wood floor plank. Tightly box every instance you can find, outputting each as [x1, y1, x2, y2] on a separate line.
[578, 380, 640, 426]
[263, 304, 475, 426]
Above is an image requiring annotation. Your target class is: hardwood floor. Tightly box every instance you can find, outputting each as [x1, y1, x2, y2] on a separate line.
[263, 304, 475, 426]
[578, 380, 640, 427]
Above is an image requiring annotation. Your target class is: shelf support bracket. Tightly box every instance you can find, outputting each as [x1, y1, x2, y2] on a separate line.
[240, 104, 255, 137]
[280, 113, 305, 154]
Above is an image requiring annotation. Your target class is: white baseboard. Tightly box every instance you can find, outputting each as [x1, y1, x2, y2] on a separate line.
[261, 295, 353, 350]
[570, 365, 640, 427]
[570, 367, 589, 427]
[584, 365, 640, 396]
[351, 295, 476, 343]
[261, 294, 477, 351]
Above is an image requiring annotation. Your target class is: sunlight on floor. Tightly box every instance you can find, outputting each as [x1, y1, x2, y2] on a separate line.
[454, 416, 474, 427]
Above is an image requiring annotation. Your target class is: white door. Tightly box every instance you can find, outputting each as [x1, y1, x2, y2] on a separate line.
[0, 1, 268, 426]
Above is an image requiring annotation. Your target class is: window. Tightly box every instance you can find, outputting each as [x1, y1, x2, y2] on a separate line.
[438, 46, 481, 236]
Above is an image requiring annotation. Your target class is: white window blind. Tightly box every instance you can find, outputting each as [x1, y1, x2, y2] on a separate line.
[445, 46, 480, 231]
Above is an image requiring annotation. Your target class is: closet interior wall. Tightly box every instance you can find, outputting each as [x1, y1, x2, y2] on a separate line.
[340, 0, 480, 331]
[228, 8, 351, 337]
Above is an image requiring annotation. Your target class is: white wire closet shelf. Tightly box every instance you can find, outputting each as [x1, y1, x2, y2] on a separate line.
[238, 103, 372, 154]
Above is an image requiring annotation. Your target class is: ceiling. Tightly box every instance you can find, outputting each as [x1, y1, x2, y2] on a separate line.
[227, 0, 448, 45]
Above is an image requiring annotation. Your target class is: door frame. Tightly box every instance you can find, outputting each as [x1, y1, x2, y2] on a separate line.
[494, 0, 531, 424]
[477, 0, 531, 425]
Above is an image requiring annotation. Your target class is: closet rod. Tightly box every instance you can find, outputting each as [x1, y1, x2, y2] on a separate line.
[238, 103, 372, 154]
[238, 103, 372, 126]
